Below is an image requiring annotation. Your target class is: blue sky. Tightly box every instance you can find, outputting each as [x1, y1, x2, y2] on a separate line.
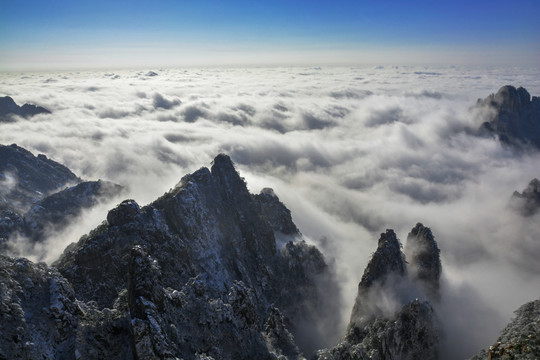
[1, 0, 539, 70]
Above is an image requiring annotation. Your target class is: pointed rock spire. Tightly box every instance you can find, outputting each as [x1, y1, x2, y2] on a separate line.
[405, 223, 442, 299]
[359, 229, 406, 290]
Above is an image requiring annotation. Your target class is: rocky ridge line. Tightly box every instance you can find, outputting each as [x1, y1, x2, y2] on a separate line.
[0, 96, 51, 122]
[476, 85, 540, 149]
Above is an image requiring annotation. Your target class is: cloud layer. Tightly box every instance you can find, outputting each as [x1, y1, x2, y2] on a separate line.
[1, 65, 540, 357]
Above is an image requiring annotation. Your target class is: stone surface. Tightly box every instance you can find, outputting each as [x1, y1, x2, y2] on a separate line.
[50, 154, 339, 359]
[24, 180, 124, 242]
[511, 178, 540, 216]
[404, 223, 442, 299]
[0, 96, 51, 122]
[476, 85, 540, 149]
[316, 299, 439, 360]
[0, 144, 123, 253]
[317, 226, 441, 360]
[0, 144, 79, 213]
[470, 298, 540, 360]
[253, 188, 300, 235]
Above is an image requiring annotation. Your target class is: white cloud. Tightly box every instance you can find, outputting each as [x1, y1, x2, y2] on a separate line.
[1, 65, 540, 357]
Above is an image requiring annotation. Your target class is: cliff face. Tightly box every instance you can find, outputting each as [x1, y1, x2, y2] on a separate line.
[0, 153, 340, 359]
[0, 144, 79, 213]
[0, 144, 123, 251]
[0, 96, 51, 122]
[511, 178, 540, 217]
[317, 224, 441, 360]
[476, 85, 540, 149]
[470, 298, 540, 360]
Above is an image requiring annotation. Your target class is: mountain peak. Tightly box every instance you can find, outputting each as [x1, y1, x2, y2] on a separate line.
[476, 85, 540, 149]
[360, 229, 406, 289]
[405, 223, 442, 298]
[511, 178, 540, 216]
[0, 96, 51, 121]
[493, 85, 531, 110]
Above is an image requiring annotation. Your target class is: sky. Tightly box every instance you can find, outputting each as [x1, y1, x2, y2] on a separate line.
[1, 0, 539, 70]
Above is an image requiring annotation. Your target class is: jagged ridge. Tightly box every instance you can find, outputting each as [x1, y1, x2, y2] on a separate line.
[48, 154, 338, 359]
[0, 96, 51, 122]
[476, 85, 540, 149]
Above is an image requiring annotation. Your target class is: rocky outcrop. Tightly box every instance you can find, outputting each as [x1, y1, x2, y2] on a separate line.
[0, 144, 123, 252]
[470, 298, 540, 360]
[348, 229, 407, 326]
[511, 178, 540, 216]
[476, 85, 540, 149]
[253, 188, 299, 235]
[23, 180, 124, 242]
[316, 300, 439, 360]
[50, 154, 339, 358]
[0, 96, 51, 122]
[404, 223, 442, 299]
[317, 225, 441, 360]
[0, 144, 79, 213]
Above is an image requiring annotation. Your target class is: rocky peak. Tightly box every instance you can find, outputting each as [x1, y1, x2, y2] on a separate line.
[359, 229, 406, 290]
[1, 145, 123, 254]
[476, 85, 540, 149]
[252, 188, 299, 235]
[347, 229, 407, 330]
[51, 154, 335, 358]
[404, 223, 442, 299]
[107, 199, 142, 227]
[491, 85, 532, 111]
[0, 144, 79, 213]
[21, 180, 125, 242]
[0, 96, 51, 121]
[210, 153, 250, 201]
[511, 178, 540, 216]
[320, 225, 442, 360]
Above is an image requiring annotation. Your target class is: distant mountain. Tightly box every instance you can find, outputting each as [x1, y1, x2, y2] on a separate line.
[476, 85, 540, 149]
[511, 178, 540, 216]
[470, 298, 540, 360]
[0, 144, 123, 250]
[0, 96, 51, 122]
[0, 144, 79, 213]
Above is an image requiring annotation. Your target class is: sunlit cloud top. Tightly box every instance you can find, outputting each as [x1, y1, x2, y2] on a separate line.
[1, 0, 539, 70]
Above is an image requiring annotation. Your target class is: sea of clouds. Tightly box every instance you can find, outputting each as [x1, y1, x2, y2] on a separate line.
[1, 65, 540, 358]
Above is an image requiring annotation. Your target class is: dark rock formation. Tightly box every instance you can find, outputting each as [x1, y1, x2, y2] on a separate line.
[316, 300, 439, 360]
[404, 223, 442, 299]
[252, 188, 299, 235]
[0, 144, 79, 213]
[317, 226, 441, 360]
[0, 210, 24, 245]
[0, 144, 123, 253]
[347, 229, 407, 326]
[0, 253, 136, 359]
[359, 229, 406, 290]
[511, 178, 540, 216]
[49, 154, 339, 358]
[23, 180, 124, 241]
[476, 85, 540, 149]
[470, 298, 540, 360]
[0, 96, 51, 122]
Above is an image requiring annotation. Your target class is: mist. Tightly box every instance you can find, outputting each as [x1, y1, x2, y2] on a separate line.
[1, 65, 540, 358]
